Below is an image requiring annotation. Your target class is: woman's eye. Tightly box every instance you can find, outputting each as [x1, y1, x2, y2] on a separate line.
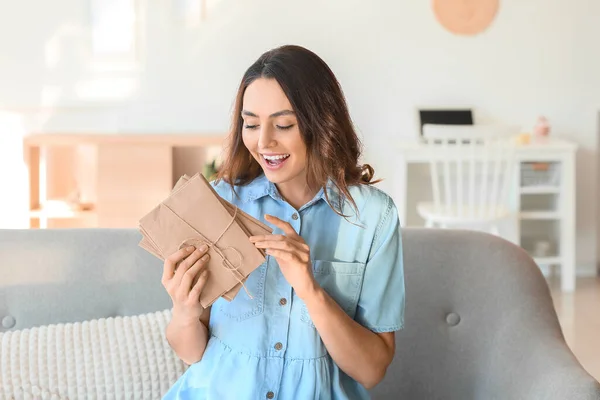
[277, 124, 294, 130]
[244, 124, 258, 129]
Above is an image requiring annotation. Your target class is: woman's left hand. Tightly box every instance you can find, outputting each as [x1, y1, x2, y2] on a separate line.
[249, 214, 317, 300]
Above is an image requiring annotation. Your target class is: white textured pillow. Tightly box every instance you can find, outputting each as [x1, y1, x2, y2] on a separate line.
[0, 309, 187, 400]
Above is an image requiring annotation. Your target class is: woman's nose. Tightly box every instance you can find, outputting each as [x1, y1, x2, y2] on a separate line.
[257, 126, 276, 149]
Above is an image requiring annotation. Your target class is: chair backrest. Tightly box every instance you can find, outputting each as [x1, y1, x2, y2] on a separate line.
[421, 124, 517, 219]
[370, 228, 600, 400]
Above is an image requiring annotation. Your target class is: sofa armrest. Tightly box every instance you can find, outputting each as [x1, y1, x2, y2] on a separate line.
[485, 332, 600, 400]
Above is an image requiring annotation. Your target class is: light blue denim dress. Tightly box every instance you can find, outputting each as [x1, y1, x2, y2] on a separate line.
[163, 174, 405, 400]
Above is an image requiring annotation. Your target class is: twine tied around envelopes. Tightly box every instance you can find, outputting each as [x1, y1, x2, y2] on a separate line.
[162, 203, 253, 299]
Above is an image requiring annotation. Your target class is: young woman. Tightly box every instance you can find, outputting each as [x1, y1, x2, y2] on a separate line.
[161, 45, 405, 400]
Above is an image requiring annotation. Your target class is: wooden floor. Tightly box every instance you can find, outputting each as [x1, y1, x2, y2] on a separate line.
[549, 276, 600, 382]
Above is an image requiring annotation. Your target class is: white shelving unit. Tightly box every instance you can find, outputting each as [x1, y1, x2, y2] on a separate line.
[520, 211, 561, 220]
[520, 186, 561, 195]
[396, 137, 578, 292]
[516, 153, 575, 292]
[533, 256, 562, 265]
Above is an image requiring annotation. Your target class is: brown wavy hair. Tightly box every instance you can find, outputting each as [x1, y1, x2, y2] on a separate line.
[216, 45, 379, 215]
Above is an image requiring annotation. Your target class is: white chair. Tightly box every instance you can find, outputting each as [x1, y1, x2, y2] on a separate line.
[418, 124, 518, 236]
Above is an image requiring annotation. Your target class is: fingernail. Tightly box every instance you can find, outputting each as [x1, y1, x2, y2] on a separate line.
[186, 246, 195, 251]
[199, 244, 208, 252]
[201, 254, 210, 261]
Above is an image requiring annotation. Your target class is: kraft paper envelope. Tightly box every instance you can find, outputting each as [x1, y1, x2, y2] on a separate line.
[139, 175, 264, 307]
[139, 174, 272, 301]
[139, 174, 271, 260]
[174, 174, 272, 246]
[139, 174, 272, 300]
[139, 173, 270, 308]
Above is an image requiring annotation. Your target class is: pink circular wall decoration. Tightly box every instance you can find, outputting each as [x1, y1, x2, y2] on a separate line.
[433, 0, 499, 36]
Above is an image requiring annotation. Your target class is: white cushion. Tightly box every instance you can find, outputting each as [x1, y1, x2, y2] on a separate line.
[0, 309, 186, 400]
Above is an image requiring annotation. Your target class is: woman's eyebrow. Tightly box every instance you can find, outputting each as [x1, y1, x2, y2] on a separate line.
[241, 109, 295, 118]
[270, 110, 295, 118]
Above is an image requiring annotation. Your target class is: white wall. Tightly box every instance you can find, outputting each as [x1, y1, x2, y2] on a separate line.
[1, 0, 599, 273]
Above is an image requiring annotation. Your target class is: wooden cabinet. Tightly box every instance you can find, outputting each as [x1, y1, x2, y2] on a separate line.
[24, 133, 226, 228]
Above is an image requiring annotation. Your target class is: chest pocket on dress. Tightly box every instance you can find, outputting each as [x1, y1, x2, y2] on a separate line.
[300, 260, 366, 327]
[218, 261, 267, 322]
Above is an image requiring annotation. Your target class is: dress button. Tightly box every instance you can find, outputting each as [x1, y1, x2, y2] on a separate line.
[266, 391, 275, 399]
[274, 342, 283, 351]
[291, 213, 299, 220]
[279, 298, 287, 306]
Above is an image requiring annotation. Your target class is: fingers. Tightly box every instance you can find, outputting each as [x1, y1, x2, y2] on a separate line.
[264, 214, 301, 239]
[178, 254, 210, 300]
[173, 245, 209, 286]
[265, 248, 300, 262]
[253, 240, 307, 256]
[249, 234, 307, 250]
[249, 234, 286, 243]
[267, 245, 310, 263]
[265, 240, 309, 252]
[189, 269, 210, 302]
[162, 245, 195, 284]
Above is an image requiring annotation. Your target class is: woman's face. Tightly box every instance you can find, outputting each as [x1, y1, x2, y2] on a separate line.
[241, 77, 308, 187]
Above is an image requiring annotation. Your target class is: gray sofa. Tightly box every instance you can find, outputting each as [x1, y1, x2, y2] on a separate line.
[1, 228, 599, 399]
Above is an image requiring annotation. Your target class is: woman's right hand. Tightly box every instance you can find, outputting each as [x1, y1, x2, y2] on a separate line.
[162, 244, 211, 322]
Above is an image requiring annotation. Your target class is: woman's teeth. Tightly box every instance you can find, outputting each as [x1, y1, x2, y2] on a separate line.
[263, 154, 290, 161]
[262, 154, 290, 167]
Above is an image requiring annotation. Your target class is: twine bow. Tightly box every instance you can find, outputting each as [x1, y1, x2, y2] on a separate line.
[162, 204, 253, 299]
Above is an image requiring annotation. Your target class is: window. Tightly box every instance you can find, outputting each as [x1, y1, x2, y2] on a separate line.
[89, 0, 142, 69]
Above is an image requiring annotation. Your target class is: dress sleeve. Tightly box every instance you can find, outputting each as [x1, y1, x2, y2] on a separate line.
[354, 195, 405, 333]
